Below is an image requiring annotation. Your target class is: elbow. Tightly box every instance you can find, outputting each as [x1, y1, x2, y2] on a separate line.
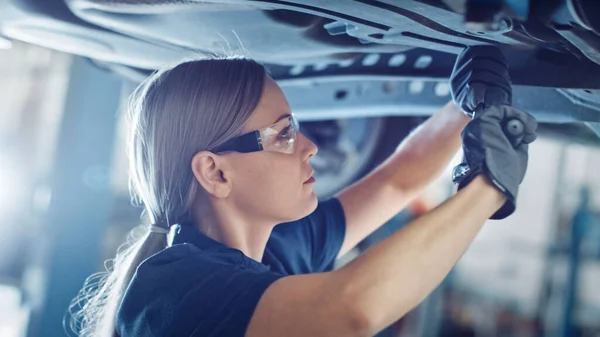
[336, 282, 383, 337]
[345, 300, 414, 337]
[345, 307, 379, 337]
[336, 277, 415, 337]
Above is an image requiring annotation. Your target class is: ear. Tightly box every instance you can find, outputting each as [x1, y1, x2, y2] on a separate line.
[191, 151, 232, 199]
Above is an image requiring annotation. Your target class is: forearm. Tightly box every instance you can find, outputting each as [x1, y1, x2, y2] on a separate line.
[381, 101, 469, 195]
[334, 101, 470, 256]
[336, 175, 504, 335]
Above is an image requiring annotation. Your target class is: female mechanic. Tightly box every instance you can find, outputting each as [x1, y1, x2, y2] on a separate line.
[71, 46, 537, 337]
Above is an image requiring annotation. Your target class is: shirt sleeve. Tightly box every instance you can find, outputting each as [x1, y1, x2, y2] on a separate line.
[181, 264, 283, 337]
[268, 197, 347, 274]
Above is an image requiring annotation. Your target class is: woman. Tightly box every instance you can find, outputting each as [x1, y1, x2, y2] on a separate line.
[71, 47, 536, 336]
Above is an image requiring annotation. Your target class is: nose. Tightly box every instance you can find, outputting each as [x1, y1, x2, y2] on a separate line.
[297, 132, 318, 161]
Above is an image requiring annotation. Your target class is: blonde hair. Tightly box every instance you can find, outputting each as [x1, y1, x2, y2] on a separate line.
[67, 58, 266, 336]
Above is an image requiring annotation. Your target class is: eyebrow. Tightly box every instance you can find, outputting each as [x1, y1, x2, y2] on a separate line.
[272, 113, 292, 125]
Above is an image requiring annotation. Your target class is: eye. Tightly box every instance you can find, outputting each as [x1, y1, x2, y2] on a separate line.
[277, 125, 293, 140]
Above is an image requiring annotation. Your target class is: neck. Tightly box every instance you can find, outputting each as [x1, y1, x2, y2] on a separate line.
[192, 199, 274, 262]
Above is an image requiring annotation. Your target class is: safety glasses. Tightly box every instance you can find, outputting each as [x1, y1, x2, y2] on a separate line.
[211, 115, 300, 155]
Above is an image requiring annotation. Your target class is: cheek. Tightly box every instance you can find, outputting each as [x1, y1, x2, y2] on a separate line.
[232, 154, 315, 221]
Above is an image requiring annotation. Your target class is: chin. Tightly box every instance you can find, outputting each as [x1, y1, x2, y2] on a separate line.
[306, 192, 318, 212]
[287, 193, 318, 222]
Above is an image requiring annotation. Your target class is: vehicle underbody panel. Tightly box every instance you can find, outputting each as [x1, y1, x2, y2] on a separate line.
[1, 0, 600, 130]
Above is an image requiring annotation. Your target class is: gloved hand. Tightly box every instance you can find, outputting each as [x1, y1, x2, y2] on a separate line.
[452, 105, 538, 219]
[450, 45, 512, 118]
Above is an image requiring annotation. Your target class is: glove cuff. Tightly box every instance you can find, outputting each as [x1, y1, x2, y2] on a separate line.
[483, 162, 518, 220]
[491, 199, 516, 219]
[453, 164, 518, 220]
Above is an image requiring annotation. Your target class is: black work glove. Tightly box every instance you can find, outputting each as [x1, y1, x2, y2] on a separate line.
[452, 105, 538, 219]
[450, 45, 512, 118]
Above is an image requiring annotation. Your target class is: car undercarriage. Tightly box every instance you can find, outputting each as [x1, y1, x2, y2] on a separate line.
[2, 0, 600, 194]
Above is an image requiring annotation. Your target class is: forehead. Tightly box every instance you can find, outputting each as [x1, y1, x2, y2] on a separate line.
[243, 76, 291, 132]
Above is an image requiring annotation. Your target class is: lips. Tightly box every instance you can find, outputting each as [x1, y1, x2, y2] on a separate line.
[303, 170, 315, 184]
[304, 177, 316, 184]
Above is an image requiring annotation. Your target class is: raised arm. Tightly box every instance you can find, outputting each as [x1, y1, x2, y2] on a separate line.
[247, 175, 504, 337]
[336, 100, 469, 257]
[247, 45, 537, 337]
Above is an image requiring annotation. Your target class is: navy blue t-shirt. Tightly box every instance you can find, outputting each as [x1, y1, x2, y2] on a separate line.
[116, 198, 346, 336]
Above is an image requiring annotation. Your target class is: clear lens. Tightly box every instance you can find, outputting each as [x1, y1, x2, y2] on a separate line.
[260, 115, 298, 154]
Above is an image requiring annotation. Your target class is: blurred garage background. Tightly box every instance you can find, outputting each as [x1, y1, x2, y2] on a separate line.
[1, 40, 600, 337]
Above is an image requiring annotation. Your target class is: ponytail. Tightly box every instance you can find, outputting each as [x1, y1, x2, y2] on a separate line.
[67, 224, 168, 336]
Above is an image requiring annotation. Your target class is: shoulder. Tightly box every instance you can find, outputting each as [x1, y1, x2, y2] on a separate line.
[118, 244, 283, 336]
[138, 243, 237, 276]
[129, 243, 279, 302]
[129, 244, 224, 288]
